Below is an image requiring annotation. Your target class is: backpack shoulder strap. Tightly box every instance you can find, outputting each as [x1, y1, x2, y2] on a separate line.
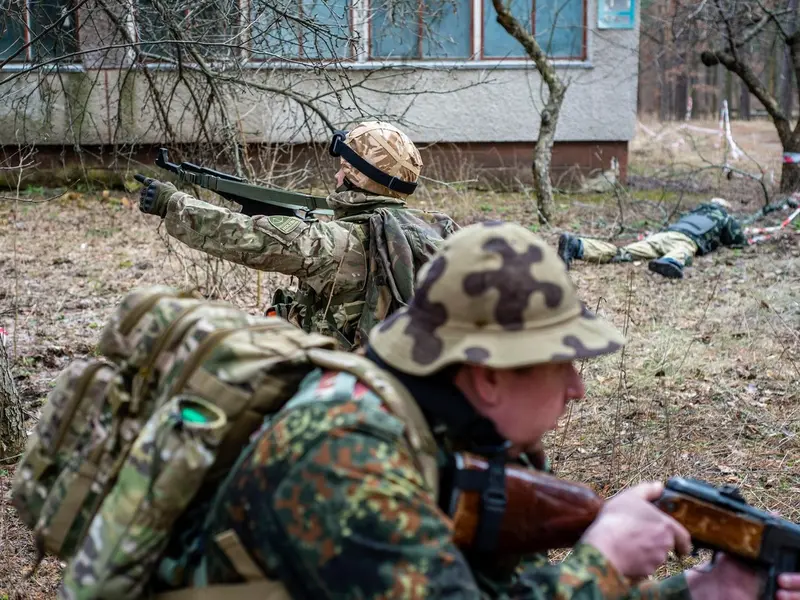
[306, 348, 439, 497]
[155, 349, 440, 599]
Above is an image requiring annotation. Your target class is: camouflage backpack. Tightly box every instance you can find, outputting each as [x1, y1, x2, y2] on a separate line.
[11, 285, 438, 600]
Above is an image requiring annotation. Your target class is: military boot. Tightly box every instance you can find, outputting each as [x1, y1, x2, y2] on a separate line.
[648, 257, 684, 279]
[557, 233, 584, 269]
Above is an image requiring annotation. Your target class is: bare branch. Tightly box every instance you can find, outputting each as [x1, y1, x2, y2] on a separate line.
[701, 47, 792, 143]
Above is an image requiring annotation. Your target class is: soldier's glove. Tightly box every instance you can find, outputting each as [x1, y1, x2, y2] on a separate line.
[134, 174, 176, 218]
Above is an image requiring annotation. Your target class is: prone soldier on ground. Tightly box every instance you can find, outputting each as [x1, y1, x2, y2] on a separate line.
[556, 197, 791, 279]
[134, 121, 460, 350]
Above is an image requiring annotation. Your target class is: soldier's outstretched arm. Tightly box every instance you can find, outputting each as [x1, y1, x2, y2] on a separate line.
[161, 191, 364, 279]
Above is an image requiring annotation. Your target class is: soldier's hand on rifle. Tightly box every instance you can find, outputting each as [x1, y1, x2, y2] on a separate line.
[579, 482, 692, 580]
[684, 553, 760, 600]
[134, 174, 176, 218]
[685, 553, 800, 600]
[778, 573, 800, 600]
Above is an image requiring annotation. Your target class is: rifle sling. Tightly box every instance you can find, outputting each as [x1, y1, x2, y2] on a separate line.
[454, 455, 507, 554]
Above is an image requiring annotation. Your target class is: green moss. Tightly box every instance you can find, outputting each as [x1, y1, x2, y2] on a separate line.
[116, 70, 137, 141]
[62, 72, 94, 143]
[553, 188, 706, 209]
[0, 165, 163, 191]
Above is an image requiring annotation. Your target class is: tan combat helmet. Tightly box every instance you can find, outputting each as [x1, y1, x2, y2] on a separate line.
[329, 121, 423, 200]
[368, 221, 627, 376]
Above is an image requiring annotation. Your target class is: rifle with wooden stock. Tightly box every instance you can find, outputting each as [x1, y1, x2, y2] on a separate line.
[446, 453, 800, 599]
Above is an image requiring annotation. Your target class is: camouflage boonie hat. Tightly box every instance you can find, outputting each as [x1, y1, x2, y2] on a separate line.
[341, 121, 423, 200]
[368, 221, 626, 375]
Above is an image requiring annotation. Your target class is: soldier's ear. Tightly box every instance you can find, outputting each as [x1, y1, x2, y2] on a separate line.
[456, 364, 502, 410]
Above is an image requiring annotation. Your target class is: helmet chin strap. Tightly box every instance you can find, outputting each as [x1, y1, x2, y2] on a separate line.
[336, 178, 369, 195]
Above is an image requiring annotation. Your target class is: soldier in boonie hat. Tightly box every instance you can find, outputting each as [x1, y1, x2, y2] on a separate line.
[369, 220, 626, 376]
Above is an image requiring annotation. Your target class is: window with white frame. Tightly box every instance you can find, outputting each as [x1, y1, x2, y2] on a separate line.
[365, 0, 586, 62]
[370, 0, 473, 60]
[136, 0, 239, 60]
[1, 0, 78, 62]
[250, 0, 353, 61]
[126, 0, 586, 65]
[482, 0, 585, 59]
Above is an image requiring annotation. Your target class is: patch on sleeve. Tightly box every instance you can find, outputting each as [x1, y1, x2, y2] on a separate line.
[268, 215, 301, 235]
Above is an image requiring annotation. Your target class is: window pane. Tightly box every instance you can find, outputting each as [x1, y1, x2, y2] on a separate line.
[421, 0, 471, 58]
[0, 1, 27, 61]
[251, 0, 301, 59]
[137, 0, 186, 59]
[301, 0, 351, 60]
[483, 0, 529, 58]
[189, 0, 238, 59]
[370, 0, 420, 59]
[137, 0, 238, 60]
[535, 0, 583, 57]
[30, 0, 78, 61]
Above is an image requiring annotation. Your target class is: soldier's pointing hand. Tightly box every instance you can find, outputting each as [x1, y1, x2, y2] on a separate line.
[134, 174, 176, 218]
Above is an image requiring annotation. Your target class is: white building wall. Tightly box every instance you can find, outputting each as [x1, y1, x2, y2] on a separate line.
[0, 0, 640, 146]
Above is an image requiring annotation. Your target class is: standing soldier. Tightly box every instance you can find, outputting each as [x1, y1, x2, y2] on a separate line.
[136, 121, 459, 350]
[557, 198, 746, 279]
[177, 222, 800, 600]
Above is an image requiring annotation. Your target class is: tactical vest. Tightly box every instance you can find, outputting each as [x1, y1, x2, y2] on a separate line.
[267, 206, 458, 351]
[666, 203, 731, 255]
[668, 213, 717, 238]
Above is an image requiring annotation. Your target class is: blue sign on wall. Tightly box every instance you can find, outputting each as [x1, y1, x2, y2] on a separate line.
[598, 0, 636, 29]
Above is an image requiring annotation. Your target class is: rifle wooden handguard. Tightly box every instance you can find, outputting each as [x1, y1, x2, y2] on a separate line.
[448, 453, 603, 555]
[654, 489, 765, 560]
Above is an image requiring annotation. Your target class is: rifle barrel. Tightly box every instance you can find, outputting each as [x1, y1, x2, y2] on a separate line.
[153, 147, 332, 219]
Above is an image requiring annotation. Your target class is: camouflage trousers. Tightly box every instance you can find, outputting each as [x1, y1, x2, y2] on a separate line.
[581, 231, 698, 267]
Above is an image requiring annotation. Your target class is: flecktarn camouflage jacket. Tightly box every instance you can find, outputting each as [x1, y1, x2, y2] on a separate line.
[194, 367, 693, 600]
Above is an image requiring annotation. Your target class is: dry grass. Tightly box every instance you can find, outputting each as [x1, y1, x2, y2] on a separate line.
[0, 118, 798, 596]
[634, 118, 785, 171]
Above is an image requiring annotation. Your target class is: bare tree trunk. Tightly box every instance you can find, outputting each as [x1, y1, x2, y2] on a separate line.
[702, 35, 800, 193]
[782, 31, 800, 193]
[781, 133, 800, 193]
[491, 0, 565, 223]
[659, 34, 670, 120]
[740, 82, 751, 120]
[0, 341, 26, 460]
[783, 0, 800, 120]
[532, 89, 566, 222]
[675, 71, 688, 121]
[780, 46, 795, 119]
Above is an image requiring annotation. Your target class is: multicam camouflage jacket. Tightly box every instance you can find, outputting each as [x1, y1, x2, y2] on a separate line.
[163, 189, 459, 349]
[191, 365, 693, 600]
[666, 203, 747, 255]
